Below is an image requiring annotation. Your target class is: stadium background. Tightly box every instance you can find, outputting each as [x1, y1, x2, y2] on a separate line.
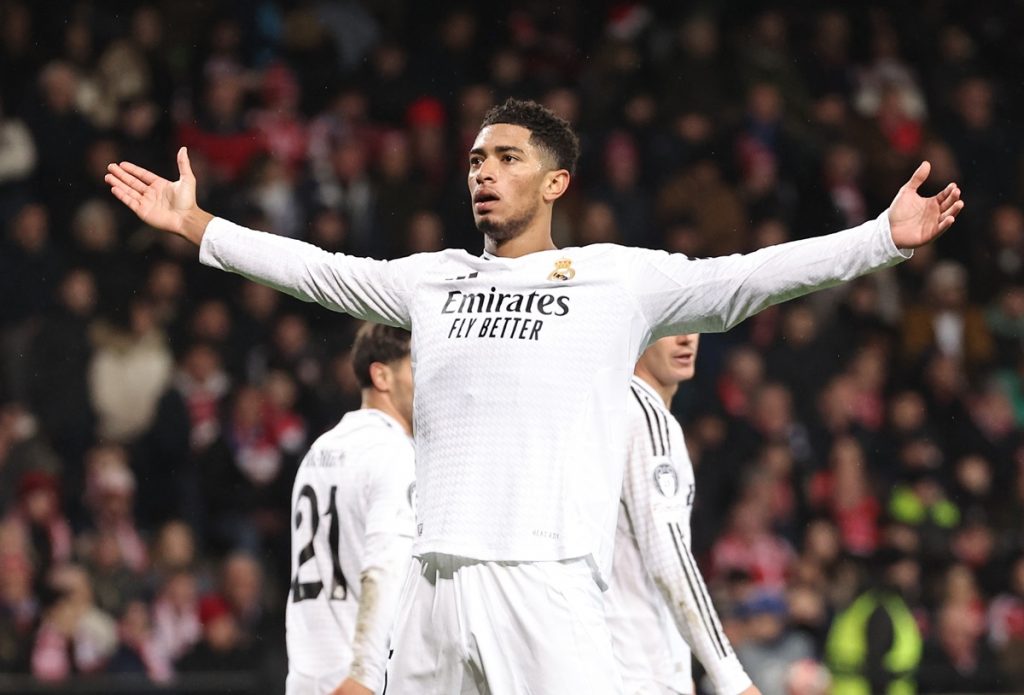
[1, 0, 1023, 693]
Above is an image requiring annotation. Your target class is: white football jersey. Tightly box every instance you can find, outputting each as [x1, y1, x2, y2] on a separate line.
[605, 376, 750, 694]
[201, 212, 907, 580]
[285, 409, 415, 691]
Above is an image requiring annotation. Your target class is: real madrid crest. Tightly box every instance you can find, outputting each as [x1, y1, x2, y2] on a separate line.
[653, 463, 679, 497]
[547, 258, 576, 281]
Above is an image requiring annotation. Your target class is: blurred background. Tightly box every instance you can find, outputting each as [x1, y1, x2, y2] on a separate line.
[1, 1, 1023, 693]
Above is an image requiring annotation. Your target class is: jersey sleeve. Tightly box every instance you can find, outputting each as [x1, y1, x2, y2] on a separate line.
[627, 211, 910, 338]
[621, 413, 752, 695]
[347, 443, 415, 692]
[199, 217, 422, 328]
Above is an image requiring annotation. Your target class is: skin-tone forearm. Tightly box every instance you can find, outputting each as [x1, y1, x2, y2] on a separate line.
[181, 208, 214, 246]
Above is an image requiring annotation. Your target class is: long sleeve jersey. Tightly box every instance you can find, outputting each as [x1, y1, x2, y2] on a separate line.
[201, 211, 908, 580]
[605, 375, 751, 694]
[285, 409, 415, 692]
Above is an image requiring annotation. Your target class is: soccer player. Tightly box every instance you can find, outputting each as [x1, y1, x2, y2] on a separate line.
[605, 333, 756, 695]
[286, 323, 415, 695]
[106, 98, 962, 694]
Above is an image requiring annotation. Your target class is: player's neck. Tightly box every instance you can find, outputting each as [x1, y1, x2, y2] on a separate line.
[483, 218, 556, 258]
[634, 370, 679, 409]
[361, 392, 412, 436]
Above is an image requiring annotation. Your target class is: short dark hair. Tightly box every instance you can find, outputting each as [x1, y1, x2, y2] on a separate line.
[480, 98, 581, 175]
[351, 323, 411, 389]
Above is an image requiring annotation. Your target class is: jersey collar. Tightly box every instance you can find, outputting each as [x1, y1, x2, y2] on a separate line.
[630, 375, 666, 409]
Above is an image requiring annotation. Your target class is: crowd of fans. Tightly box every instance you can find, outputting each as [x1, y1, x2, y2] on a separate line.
[1, 1, 1023, 692]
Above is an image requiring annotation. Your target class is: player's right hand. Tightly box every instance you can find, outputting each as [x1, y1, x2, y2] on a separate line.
[105, 146, 198, 237]
[329, 677, 374, 695]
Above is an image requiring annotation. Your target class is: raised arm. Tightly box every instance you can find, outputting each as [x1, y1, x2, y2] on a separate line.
[632, 162, 963, 337]
[107, 149, 415, 327]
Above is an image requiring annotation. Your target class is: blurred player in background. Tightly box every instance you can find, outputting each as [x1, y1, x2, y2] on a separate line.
[286, 323, 415, 695]
[606, 333, 758, 695]
[107, 97, 962, 694]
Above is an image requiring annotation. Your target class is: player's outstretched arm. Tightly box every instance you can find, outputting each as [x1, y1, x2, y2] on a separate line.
[633, 161, 964, 337]
[107, 149, 416, 327]
[888, 161, 963, 249]
[105, 147, 213, 246]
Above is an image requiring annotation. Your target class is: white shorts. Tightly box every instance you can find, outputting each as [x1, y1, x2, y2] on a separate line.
[285, 667, 350, 695]
[383, 553, 622, 695]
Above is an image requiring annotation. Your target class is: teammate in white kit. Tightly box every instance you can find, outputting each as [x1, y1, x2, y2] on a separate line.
[106, 98, 963, 694]
[605, 333, 756, 695]
[286, 323, 415, 695]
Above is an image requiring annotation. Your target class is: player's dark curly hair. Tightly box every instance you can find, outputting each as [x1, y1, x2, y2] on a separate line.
[351, 323, 411, 389]
[480, 98, 581, 175]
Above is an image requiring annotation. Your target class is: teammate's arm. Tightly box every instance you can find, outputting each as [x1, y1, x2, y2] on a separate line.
[632, 162, 962, 337]
[342, 451, 415, 694]
[621, 445, 756, 695]
[106, 148, 414, 327]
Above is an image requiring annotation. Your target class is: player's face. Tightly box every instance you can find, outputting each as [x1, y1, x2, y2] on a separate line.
[467, 124, 550, 241]
[389, 355, 415, 428]
[639, 334, 700, 386]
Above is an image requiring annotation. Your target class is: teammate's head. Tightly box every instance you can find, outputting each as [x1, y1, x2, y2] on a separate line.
[468, 98, 580, 242]
[636, 334, 701, 389]
[351, 323, 414, 428]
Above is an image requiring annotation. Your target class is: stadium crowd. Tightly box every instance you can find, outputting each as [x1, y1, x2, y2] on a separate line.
[1, 1, 1023, 692]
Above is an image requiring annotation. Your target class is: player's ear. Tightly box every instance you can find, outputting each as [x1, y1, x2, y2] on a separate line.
[368, 361, 391, 392]
[542, 169, 570, 203]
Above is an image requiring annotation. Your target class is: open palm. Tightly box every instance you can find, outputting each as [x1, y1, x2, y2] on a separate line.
[105, 147, 197, 235]
[888, 161, 964, 248]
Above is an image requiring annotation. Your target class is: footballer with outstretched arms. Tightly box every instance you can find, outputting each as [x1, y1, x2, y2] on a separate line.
[286, 323, 415, 695]
[606, 333, 757, 695]
[107, 98, 962, 694]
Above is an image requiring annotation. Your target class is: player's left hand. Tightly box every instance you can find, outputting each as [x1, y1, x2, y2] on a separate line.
[737, 686, 763, 695]
[887, 160, 964, 249]
[329, 677, 373, 695]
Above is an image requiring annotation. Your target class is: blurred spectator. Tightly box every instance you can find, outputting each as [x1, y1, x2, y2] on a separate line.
[175, 343, 231, 453]
[901, 260, 994, 372]
[176, 594, 261, 684]
[0, 94, 36, 220]
[0, 403, 62, 518]
[179, 62, 265, 185]
[919, 600, 1011, 693]
[942, 77, 1020, 209]
[24, 62, 94, 215]
[250, 63, 308, 175]
[87, 299, 174, 444]
[151, 568, 201, 665]
[988, 555, 1024, 686]
[31, 563, 117, 681]
[82, 529, 145, 618]
[79, 445, 147, 574]
[588, 131, 653, 246]
[808, 437, 881, 557]
[825, 547, 923, 695]
[733, 590, 815, 695]
[27, 269, 97, 471]
[784, 658, 830, 695]
[4, 470, 72, 575]
[0, 520, 38, 673]
[656, 159, 746, 257]
[711, 496, 796, 592]
[1, 203, 60, 332]
[105, 598, 173, 684]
